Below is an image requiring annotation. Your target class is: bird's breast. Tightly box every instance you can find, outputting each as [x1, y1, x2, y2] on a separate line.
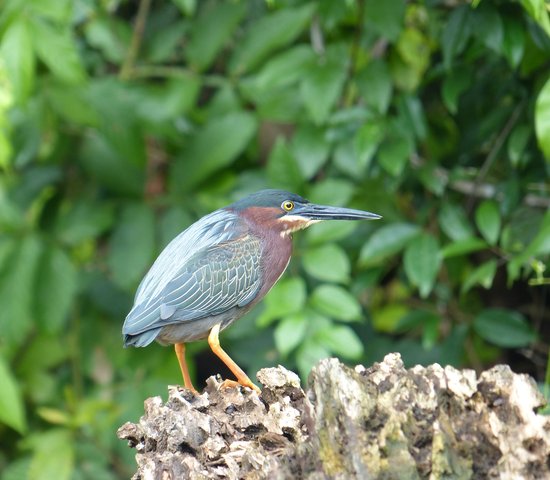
[256, 230, 293, 300]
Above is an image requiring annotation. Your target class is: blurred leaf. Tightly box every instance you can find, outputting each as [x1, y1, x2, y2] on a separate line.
[230, 3, 315, 74]
[359, 223, 420, 266]
[507, 125, 531, 168]
[107, 203, 155, 290]
[472, 4, 503, 53]
[372, 303, 409, 333]
[0, 236, 42, 346]
[186, 1, 245, 70]
[441, 237, 487, 258]
[502, 15, 525, 68]
[307, 178, 354, 206]
[301, 46, 347, 124]
[302, 243, 350, 283]
[296, 338, 330, 380]
[175, 111, 257, 190]
[377, 135, 411, 177]
[267, 138, 303, 191]
[354, 121, 384, 171]
[253, 45, 315, 91]
[30, 18, 85, 84]
[520, 0, 550, 37]
[34, 246, 77, 333]
[310, 284, 361, 321]
[475, 200, 501, 245]
[474, 308, 536, 348]
[442, 5, 472, 69]
[508, 209, 550, 281]
[306, 221, 357, 246]
[0, 18, 34, 101]
[257, 277, 307, 327]
[404, 233, 441, 298]
[274, 312, 308, 357]
[316, 324, 363, 359]
[364, 0, 405, 42]
[172, 0, 196, 16]
[0, 355, 26, 433]
[535, 75, 550, 161]
[28, 429, 74, 480]
[442, 68, 472, 114]
[55, 200, 114, 246]
[439, 202, 475, 241]
[291, 125, 330, 178]
[462, 259, 498, 294]
[84, 17, 128, 64]
[358, 60, 392, 114]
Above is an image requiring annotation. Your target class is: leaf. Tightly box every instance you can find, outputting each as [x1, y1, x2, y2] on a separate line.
[174, 111, 257, 190]
[0, 356, 26, 433]
[307, 178, 355, 207]
[475, 200, 501, 245]
[316, 324, 363, 359]
[306, 221, 357, 246]
[296, 338, 330, 380]
[462, 259, 498, 294]
[172, 0, 196, 16]
[442, 67, 472, 114]
[302, 243, 350, 283]
[441, 5, 472, 70]
[28, 429, 75, 480]
[266, 138, 304, 191]
[441, 238, 487, 258]
[229, 3, 316, 75]
[403, 233, 441, 298]
[438, 202, 475, 241]
[107, 203, 155, 290]
[257, 277, 307, 327]
[474, 309, 536, 348]
[357, 60, 392, 114]
[55, 200, 114, 246]
[377, 135, 411, 177]
[300, 46, 347, 124]
[274, 312, 308, 357]
[0, 18, 35, 101]
[502, 15, 525, 68]
[472, 3, 503, 53]
[30, 18, 85, 84]
[535, 75, 550, 161]
[359, 223, 421, 266]
[354, 121, 384, 171]
[253, 45, 316, 91]
[507, 209, 550, 281]
[34, 246, 78, 333]
[291, 125, 330, 178]
[0, 236, 42, 347]
[364, 0, 406, 42]
[310, 284, 361, 321]
[520, 0, 550, 37]
[186, 1, 245, 70]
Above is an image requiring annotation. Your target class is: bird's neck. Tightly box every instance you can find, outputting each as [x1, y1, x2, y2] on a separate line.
[239, 209, 293, 299]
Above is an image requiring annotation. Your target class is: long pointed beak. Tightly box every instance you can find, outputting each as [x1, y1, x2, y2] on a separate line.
[294, 203, 382, 221]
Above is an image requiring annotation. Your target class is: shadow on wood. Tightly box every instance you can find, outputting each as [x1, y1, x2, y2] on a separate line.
[118, 353, 550, 479]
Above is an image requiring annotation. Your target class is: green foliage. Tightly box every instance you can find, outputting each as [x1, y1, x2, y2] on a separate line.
[0, 0, 549, 477]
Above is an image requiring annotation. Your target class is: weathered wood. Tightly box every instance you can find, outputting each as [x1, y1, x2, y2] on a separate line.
[118, 353, 550, 479]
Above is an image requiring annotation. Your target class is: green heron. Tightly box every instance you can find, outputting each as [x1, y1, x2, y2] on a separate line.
[123, 189, 381, 393]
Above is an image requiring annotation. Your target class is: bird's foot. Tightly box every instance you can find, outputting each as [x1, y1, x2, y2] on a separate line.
[220, 378, 261, 393]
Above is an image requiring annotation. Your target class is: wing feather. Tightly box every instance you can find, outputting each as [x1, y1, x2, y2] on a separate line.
[123, 222, 263, 338]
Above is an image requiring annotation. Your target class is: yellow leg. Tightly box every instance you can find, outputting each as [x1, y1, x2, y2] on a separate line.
[174, 343, 198, 394]
[208, 324, 260, 393]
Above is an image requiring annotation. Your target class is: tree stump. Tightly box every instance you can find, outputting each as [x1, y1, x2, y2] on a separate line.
[117, 353, 550, 479]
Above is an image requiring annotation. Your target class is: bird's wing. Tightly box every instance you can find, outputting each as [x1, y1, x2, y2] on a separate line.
[123, 217, 263, 335]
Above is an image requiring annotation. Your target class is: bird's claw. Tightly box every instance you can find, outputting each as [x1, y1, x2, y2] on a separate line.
[220, 378, 261, 393]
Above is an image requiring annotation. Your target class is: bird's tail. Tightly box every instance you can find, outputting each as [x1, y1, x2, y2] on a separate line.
[123, 327, 161, 348]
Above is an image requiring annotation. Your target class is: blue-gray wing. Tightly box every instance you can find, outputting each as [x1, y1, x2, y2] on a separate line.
[123, 233, 263, 342]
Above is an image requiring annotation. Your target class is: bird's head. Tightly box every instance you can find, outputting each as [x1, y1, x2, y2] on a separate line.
[230, 189, 381, 237]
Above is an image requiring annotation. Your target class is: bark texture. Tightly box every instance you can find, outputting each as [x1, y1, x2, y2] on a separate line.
[118, 353, 550, 479]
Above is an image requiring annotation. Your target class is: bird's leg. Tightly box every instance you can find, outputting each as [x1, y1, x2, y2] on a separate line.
[174, 343, 198, 394]
[208, 324, 261, 393]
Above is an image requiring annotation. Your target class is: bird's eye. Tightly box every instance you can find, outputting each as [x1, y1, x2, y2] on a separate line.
[282, 200, 294, 212]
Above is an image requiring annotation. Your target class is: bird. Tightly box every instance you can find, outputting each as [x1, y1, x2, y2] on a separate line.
[122, 189, 381, 393]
